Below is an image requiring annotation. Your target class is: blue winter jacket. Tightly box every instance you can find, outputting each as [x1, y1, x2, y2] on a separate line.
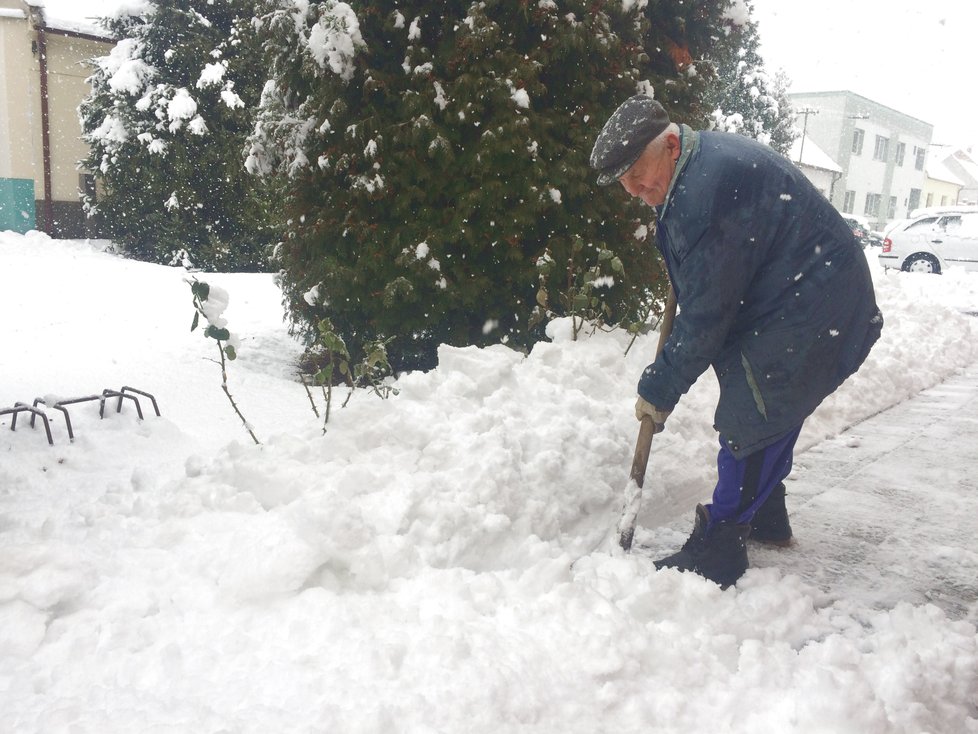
[639, 128, 883, 459]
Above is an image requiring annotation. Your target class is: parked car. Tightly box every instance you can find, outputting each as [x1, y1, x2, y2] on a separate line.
[842, 215, 872, 242]
[843, 215, 885, 248]
[878, 209, 978, 274]
[862, 229, 885, 248]
[907, 204, 978, 219]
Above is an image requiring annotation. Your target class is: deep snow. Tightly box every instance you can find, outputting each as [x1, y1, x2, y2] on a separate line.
[1, 231, 977, 732]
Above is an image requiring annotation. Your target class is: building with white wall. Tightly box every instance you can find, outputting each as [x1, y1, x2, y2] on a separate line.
[788, 131, 842, 200]
[788, 91, 932, 230]
[0, 0, 111, 235]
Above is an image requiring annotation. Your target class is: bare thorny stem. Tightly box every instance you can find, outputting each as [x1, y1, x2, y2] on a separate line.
[322, 382, 331, 435]
[190, 285, 259, 445]
[216, 340, 260, 445]
[623, 302, 664, 358]
[320, 348, 354, 434]
[300, 374, 320, 418]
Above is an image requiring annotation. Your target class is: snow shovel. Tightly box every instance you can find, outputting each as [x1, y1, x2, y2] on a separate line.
[617, 285, 676, 551]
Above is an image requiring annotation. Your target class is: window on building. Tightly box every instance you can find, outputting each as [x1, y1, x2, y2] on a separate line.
[864, 193, 882, 217]
[895, 142, 906, 166]
[941, 195, 949, 206]
[852, 128, 865, 155]
[909, 188, 922, 211]
[925, 193, 934, 207]
[873, 136, 889, 162]
[887, 196, 897, 219]
[843, 190, 856, 213]
[914, 146, 926, 171]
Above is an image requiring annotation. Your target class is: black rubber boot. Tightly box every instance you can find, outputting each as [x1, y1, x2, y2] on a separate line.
[654, 504, 750, 589]
[749, 482, 793, 547]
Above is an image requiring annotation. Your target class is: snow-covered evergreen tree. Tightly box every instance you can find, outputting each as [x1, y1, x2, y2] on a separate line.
[638, 0, 732, 127]
[703, 0, 796, 154]
[80, 0, 274, 271]
[249, 0, 745, 371]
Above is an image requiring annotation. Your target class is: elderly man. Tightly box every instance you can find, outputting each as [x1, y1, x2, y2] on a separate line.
[591, 95, 882, 587]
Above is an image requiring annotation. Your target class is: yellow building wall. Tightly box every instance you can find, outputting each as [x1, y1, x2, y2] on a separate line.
[45, 32, 111, 201]
[0, 0, 111, 234]
[0, 8, 40, 185]
[0, 6, 39, 230]
[922, 177, 963, 209]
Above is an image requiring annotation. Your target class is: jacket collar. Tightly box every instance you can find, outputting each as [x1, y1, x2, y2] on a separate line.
[658, 124, 698, 218]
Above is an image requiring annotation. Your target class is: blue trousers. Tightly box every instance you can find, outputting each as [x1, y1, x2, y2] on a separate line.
[707, 425, 803, 526]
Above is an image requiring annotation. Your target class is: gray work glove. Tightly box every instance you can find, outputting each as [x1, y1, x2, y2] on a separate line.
[635, 396, 671, 434]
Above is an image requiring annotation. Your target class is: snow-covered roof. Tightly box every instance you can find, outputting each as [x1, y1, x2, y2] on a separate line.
[0, 1, 110, 37]
[788, 132, 842, 173]
[43, 14, 109, 37]
[949, 150, 978, 186]
[926, 159, 965, 187]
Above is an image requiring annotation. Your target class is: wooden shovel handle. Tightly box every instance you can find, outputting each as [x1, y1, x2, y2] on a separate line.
[656, 286, 677, 359]
[618, 285, 678, 551]
[630, 416, 657, 487]
[630, 285, 677, 489]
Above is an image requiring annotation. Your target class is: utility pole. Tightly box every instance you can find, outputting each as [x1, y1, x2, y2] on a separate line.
[795, 107, 819, 164]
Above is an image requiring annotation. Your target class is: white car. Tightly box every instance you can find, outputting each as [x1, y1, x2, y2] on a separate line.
[878, 209, 978, 274]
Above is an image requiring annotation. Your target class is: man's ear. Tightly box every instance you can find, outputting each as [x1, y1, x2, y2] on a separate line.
[666, 131, 682, 160]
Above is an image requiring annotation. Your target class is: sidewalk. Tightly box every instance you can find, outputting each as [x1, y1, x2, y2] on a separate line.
[751, 362, 978, 622]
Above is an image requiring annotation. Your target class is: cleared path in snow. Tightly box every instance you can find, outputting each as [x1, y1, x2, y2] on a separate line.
[775, 362, 978, 622]
[643, 362, 978, 622]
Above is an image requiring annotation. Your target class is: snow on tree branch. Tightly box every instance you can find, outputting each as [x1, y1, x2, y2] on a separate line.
[95, 38, 156, 97]
[246, 1, 365, 178]
[307, 3, 363, 78]
[78, 0, 276, 272]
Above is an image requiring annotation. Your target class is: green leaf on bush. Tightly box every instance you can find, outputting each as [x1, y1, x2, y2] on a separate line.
[206, 325, 231, 341]
[315, 365, 333, 385]
[365, 346, 386, 368]
[536, 286, 549, 308]
[191, 311, 200, 332]
[192, 281, 210, 302]
[322, 333, 349, 357]
[224, 344, 237, 361]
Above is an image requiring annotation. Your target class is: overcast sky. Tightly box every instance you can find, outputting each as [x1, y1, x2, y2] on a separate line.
[751, 0, 978, 148]
[42, 0, 977, 148]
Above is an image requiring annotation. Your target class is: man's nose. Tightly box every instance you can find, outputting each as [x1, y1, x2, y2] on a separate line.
[620, 178, 638, 197]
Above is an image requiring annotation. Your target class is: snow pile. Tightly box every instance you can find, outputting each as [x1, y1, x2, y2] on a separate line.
[1, 232, 976, 732]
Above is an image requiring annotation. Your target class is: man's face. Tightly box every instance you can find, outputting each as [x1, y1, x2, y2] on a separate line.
[618, 133, 681, 207]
